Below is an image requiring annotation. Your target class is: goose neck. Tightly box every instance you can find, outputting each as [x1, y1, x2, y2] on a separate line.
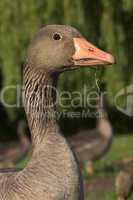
[23, 65, 58, 146]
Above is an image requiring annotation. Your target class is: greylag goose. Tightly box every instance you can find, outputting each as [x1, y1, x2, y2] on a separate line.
[0, 25, 115, 199]
[116, 160, 133, 200]
[69, 93, 113, 175]
[0, 120, 30, 167]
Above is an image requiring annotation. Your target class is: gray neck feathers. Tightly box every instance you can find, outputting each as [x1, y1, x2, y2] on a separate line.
[97, 95, 113, 139]
[23, 64, 58, 146]
[22, 64, 84, 200]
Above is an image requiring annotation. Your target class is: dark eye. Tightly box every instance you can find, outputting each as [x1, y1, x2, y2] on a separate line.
[53, 33, 62, 41]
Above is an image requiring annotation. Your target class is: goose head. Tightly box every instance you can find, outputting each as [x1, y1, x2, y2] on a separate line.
[27, 24, 115, 72]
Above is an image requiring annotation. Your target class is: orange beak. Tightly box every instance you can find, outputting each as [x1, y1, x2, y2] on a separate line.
[72, 38, 115, 66]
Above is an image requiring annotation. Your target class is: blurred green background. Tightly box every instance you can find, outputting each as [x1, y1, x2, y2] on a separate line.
[0, 0, 133, 137]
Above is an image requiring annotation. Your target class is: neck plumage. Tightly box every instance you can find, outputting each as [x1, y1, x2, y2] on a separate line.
[96, 95, 113, 139]
[23, 64, 58, 147]
[22, 64, 83, 199]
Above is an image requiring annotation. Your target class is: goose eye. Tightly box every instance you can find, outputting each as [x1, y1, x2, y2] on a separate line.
[53, 33, 62, 41]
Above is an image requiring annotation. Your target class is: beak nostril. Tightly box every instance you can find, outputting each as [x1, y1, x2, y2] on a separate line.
[88, 47, 94, 52]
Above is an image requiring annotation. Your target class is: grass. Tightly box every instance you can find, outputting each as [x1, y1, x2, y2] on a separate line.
[85, 134, 133, 200]
[16, 134, 133, 200]
[86, 191, 116, 200]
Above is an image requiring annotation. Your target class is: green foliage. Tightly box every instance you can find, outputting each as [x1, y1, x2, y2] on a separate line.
[0, 0, 132, 120]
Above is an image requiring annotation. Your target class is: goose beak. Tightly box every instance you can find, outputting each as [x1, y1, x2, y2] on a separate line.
[72, 38, 115, 66]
